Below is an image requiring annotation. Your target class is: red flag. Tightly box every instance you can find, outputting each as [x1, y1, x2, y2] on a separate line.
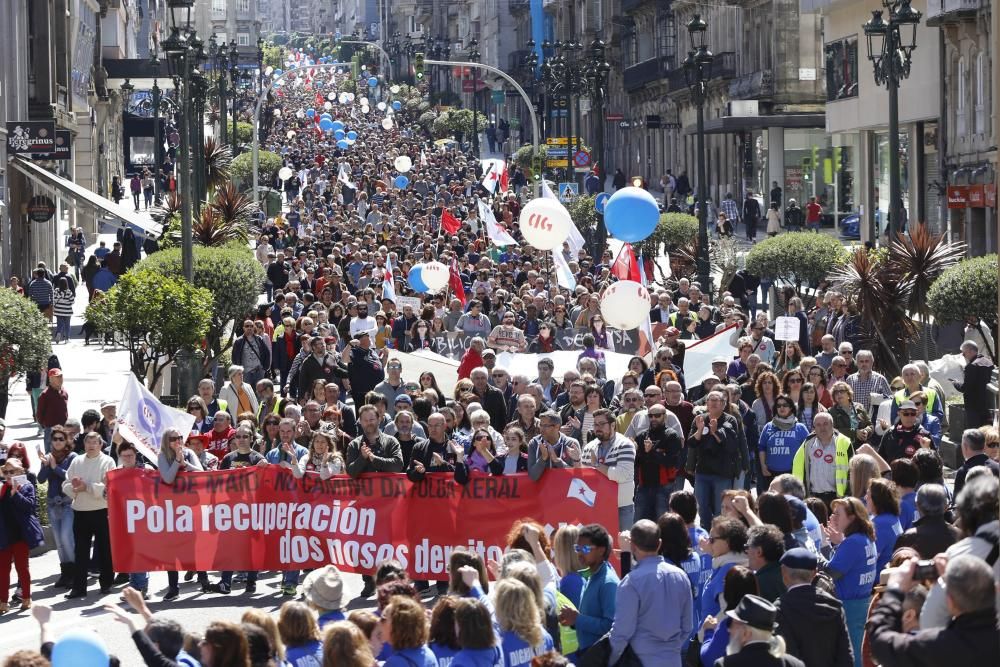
[610, 243, 640, 281]
[441, 208, 462, 234]
[449, 258, 467, 306]
[500, 164, 509, 193]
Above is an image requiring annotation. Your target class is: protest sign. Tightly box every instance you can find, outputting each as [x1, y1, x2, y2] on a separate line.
[107, 467, 617, 579]
[431, 327, 643, 361]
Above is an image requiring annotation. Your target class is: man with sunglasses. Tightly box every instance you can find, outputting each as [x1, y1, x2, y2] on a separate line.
[633, 405, 685, 522]
[878, 400, 934, 461]
[581, 409, 637, 530]
[527, 412, 582, 481]
[558, 524, 619, 655]
[748, 321, 776, 366]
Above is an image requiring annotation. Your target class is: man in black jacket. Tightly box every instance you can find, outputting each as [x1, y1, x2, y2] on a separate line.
[469, 366, 509, 432]
[952, 340, 995, 428]
[953, 428, 1000, 498]
[867, 554, 1000, 666]
[633, 405, 684, 521]
[298, 337, 347, 398]
[231, 320, 272, 388]
[341, 331, 386, 408]
[774, 548, 853, 667]
[893, 484, 961, 558]
[715, 594, 805, 666]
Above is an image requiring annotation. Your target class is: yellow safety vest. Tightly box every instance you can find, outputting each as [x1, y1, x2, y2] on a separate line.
[792, 432, 853, 497]
[895, 387, 937, 411]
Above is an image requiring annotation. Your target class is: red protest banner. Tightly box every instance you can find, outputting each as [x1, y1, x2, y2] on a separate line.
[107, 467, 618, 579]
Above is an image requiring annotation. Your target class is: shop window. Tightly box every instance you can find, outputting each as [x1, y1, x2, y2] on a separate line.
[824, 37, 858, 101]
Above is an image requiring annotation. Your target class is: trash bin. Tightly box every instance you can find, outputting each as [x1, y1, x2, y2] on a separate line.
[262, 188, 282, 218]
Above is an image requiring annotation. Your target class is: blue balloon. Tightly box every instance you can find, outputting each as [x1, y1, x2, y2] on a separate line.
[392, 100, 402, 111]
[274, 69, 283, 76]
[408, 265, 428, 293]
[51, 630, 109, 667]
[604, 186, 660, 242]
[346, 130, 358, 140]
[306, 108, 316, 118]
[331, 120, 345, 132]
[337, 139, 350, 150]
[319, 119, 335, 132]
[394, 175, 409, 189]
[368, 76, 378, 88]
[334, 129, 345, 139]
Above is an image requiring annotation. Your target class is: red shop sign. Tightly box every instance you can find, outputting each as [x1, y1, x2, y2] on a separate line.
[985, 184, 997, 208]
[947, 185, 969, 209]
[968, 185, 985, 207]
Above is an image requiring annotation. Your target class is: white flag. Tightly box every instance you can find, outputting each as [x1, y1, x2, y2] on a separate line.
[478, 199, 517, 246]
[567, 477, 597, 507]
[683, 324, 740, 385]
[420, 149, 428, 166]
[541, 180, 586, 256]
[117, 373, 196, 465]
[552, 247, 577, 290]
[480, 159, 506, 194]
[382, 254, 397, 303]
[337, 162, 356, 190]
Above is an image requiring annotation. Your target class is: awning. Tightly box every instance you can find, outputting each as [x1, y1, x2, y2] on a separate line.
[11, 157, 162, 239]
[683, 113, 826, 135]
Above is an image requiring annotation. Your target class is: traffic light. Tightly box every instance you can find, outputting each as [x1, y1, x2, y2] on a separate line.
[810, 146, 819, 171]
[415, 52, 425, 80]
[532, 153, 543, 180]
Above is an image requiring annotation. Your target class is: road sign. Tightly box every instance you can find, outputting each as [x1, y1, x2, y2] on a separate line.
[595, 192, 611, 214]
[27, 195, 56, 223]
[573, 149, 591, 168]
[558, 182, 579, 202]
[546, 137, 580, 146]
[546, 148, 569, 156]
[491, 90, 505, 105]
[618, 121, 631, 129]
[546, 159, 568, 168]
[605, 113, 624, 121]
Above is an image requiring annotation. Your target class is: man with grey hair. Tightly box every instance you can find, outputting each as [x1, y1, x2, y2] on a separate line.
[954, 428, 1000, 497]
[952, 339, 995, 428]
[469, 366, 508, 431]
[868, 554, 1000, 663]
[527, 411, 581, 481]
[846, 349, 891, 412]
[892, 484, 961, 558]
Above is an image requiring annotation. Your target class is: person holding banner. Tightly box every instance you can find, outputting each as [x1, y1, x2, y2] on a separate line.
[62, 431, 116, 599]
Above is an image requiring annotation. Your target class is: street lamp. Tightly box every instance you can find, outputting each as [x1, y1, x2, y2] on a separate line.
[586, 39, 611, 259]
[229, 40, 240, 156]
[684, 13, 714, 295]
[863, 0, 921, 240]
[256, 36, 265, 95]
[467, 39, 480, 159]
[209, 33, 229, 148]
[149, 49, 164, 202]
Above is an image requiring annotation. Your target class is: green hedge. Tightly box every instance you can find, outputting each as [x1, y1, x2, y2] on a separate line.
[745, 232, 848, 286]
[928, 254, 998, 329]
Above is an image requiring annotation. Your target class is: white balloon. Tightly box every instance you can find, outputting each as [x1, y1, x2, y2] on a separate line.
[327, 92, 337, 101]
[278, 167, 294, 181]
[360, 105, 370, 114]
[339, 93, 349, 104]
[296, 110, 305, 119]
[390, 85, 400, 94]
[323, 101, 332, 110]
[360, 97, 369, 106]
[286, 130, 296, 139]
[394, 155, 412, 173]
[600, 281, 652, 330]
[381, 118, 394, 130]
[273, 108, 282, 117]
[265, 66, 274, 76]
[377, 102, 387, 111]
[346, 93, 355, 102]
[361, 64, 367, 71]
[519, 197, 572, 251]
[421, 261, 450, 292]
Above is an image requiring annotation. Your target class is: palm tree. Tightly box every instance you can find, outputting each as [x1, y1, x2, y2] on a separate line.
[203, 136, 232, 197]
[209, 182, 257, 234]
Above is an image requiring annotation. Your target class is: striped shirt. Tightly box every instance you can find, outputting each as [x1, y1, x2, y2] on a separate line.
[27, 277, 53, 306]
[582, 433, 636, 508]
[720, 198, 740, 223]
[847, 370, 892, 411]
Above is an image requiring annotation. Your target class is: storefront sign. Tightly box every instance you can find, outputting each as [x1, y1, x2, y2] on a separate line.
[27, 195, 56, 223]
[51, 130, 72, 160]
[107, 467, 617, 578]
[967, 185, 985, 208]
[5, 121, 56, 156]
[947, 186, 969, 209]
[985, 184, 997, 208]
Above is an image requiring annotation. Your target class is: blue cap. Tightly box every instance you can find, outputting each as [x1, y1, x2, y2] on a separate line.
[780, 547, 818, 570]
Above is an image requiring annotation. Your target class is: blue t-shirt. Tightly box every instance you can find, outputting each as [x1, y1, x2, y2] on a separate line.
[285, 640, 323, 667]
[499, 629, 554, 667]
[558, 571, 585, 608]
[873, 513, 903, 577]
[688, 525, 713, 607]
[899, 492, 918, 531]
[700, 561, 739, 627]
[827, 532, 877, 600]
[452, 647, 502, 667]
[317, 609, 345, 629]
[758, 422, 810, 472]
[430, 642, 460, 667]
[673, 553, 708, 627]
[699, 616, 732, 667]
[385, 646, 438, 667]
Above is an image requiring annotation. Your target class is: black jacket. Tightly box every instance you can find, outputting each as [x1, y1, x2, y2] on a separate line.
[953, 453, 1000, 498]
[775, 584, 853, 667]
[406, 438, 463, 483]
[475, 385, 510, 433]
[867, 588, 1000, 667]
[232, 334, 272, 372]
[954, 354, 995, 425]
[714, 643, 805, 667]
[298, 353, 348, 397]
[892, 514, 962, 558]
[634, 425, 683, 487]
[686, 412, 741, 478]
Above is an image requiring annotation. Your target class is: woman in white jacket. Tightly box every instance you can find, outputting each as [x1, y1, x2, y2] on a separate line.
[218, 365, 259, 420]
[61, 432, 116, 599]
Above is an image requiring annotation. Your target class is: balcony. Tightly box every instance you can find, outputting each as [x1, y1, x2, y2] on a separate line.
[664, 51, 737, 93]
[622, 0, 653, 12]
[623, 56, 669, 92]
[509, 0, 530, 13]
[926, 0, 981, 25]
[729, 69, 774, 100]
[508, 49, 532, 73]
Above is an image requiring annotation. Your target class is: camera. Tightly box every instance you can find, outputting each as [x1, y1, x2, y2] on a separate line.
[913, 560, 939, 581]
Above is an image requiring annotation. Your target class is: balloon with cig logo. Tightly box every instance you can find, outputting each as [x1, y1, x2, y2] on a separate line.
[519, 197, 572, 251]
[420, 261, 450, 292]
[600, 280, 652, 330]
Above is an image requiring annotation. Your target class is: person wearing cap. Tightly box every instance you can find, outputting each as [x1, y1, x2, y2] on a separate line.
[715, 594, 805, 666]
[877, 400, 932, 461]
[298, 337, 347, 401]
[608, 519, 693, 667]
[301, 565, 346, 628]
[342, 330, 387, 408]
[773, 548, 853, 667]
[36, 368, 68, 454]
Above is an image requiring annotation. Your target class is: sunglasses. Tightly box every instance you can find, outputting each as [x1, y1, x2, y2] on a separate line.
[474, 435, 490, 441]
[51, 436, 66, 442]
[573, 544, 594, 555]
[169, 435, 183, 442]
[899, 410, 918, 416]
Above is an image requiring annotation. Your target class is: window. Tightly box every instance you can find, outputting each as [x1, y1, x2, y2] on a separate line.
[212, 0, 225, 16]
[237, 0, 250, 12]
[237, 33, 250, 47]
[956, 57, 967, 137]
[824, 37, 858, 101]
[974, 52, 985, 135]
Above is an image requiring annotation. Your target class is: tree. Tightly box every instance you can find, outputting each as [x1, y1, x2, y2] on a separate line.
[139, 245, 266, 373]
[446, 109, 489, 137]
[633, 212, 700, 284]
[512, 144, 547, 172]
[85, 270, 212, 389]
[431, 112, 452, 138]
[235, 122, 254, 145]
[418, 111, 437, 131]
[231, 150, 282, 190]
[0, 290, 52, 404]
[928, 254, 998, 332]
[745, 232, 847, 290]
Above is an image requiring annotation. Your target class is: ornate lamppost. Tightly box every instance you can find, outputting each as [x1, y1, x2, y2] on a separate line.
[683, 14, 714, 294]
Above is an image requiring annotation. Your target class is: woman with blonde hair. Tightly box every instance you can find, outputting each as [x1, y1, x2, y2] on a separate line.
[322, 620, 376, 667]
[278, 600, 323, 666]
[551, 524, 584, 607]
[495, 578, 554, 666]
[849, 454, 881, 502]
[242, 608, 285, 662]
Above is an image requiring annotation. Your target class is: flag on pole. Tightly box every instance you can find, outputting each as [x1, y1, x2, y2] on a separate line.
[541, 180, 586, 256]
[337, 162, 356, 190]
[382, 254, 397, 303]
[117, 374, 196, 465]
[441, 208, 462, 234]
[478, 199, 517, 246]
[449, 258, 467, 306]
[552, 248, 577, 290]
[636, 250, 657, 359]
[611, 243, 641, 281]
[420, 149, 428, 167]
[480, 159, 508, 194]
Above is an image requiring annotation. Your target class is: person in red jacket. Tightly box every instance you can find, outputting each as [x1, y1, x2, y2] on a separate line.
[36, 369, 68, 454]
[458, 337, 487, 380]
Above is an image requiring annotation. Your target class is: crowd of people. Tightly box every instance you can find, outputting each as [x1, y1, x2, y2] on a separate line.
[1, 53, 999, 667]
